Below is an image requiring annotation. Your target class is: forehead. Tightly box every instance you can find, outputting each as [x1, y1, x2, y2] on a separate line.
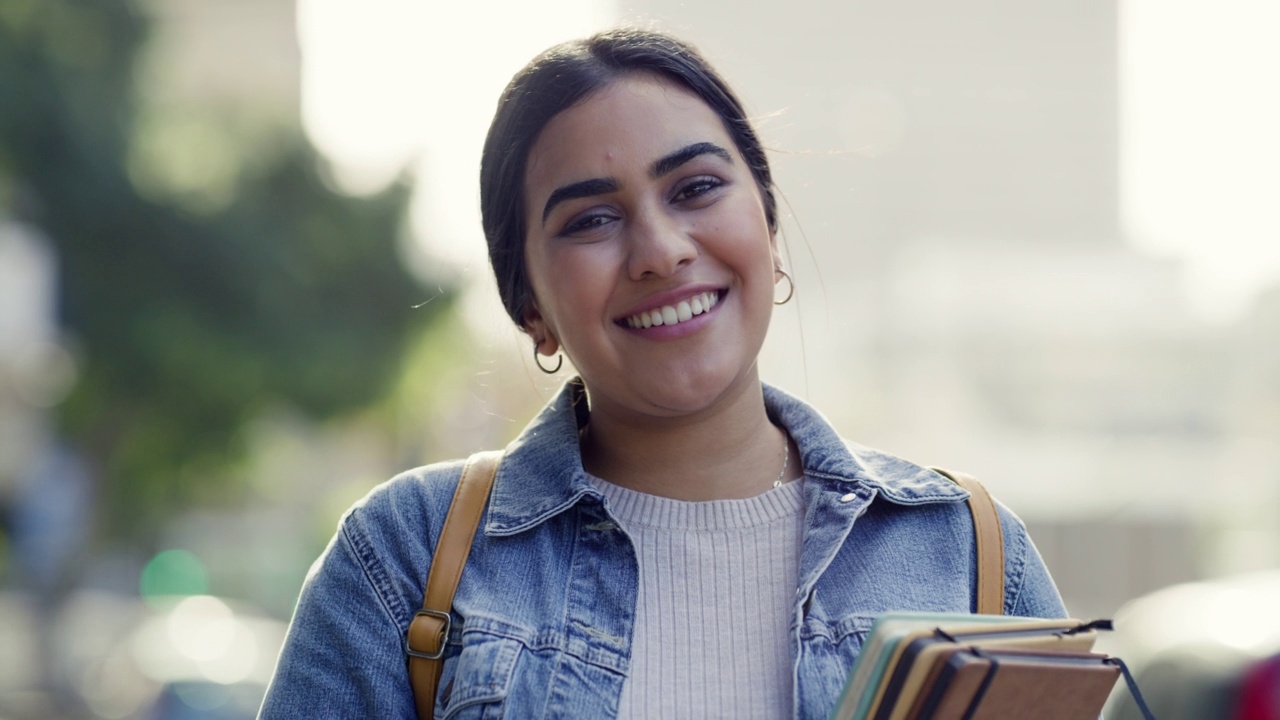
[524, 75, 735, 192]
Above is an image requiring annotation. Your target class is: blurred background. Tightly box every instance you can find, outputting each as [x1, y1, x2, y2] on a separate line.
[0, 0, 1276, 718]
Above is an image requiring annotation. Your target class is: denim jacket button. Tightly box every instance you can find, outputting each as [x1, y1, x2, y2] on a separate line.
[839, 493, 856, 503]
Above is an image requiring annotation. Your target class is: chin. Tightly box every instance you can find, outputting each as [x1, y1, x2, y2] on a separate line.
[630, 362, 759, 417]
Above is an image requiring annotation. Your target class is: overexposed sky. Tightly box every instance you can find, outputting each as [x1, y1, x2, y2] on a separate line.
[297, 0, 615, 268]
[1121, 0, 1280, 322]
[298, 0, 1280, 325]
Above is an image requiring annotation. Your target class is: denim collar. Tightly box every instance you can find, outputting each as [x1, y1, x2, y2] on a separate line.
[484, 378, 967, 536]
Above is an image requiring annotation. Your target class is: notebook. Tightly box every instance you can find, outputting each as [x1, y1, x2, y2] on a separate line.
[832, 613, 1027, 720]
[832, 614, 1107, 720]
[869, 620, 1100, 720]
[906, 647, 1120, 720]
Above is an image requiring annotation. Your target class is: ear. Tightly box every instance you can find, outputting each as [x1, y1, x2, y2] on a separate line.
[522, 301, 561, 357]
[770, 238, 785, 280]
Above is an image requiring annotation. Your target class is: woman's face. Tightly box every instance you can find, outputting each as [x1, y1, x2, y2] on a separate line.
[522, 73, 779, 423]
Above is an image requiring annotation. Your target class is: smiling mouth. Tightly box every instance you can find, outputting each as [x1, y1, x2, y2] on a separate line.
[621, 290, 722, 329]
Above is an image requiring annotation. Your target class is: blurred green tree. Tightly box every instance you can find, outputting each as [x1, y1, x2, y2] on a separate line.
[0, 0, 451, 539]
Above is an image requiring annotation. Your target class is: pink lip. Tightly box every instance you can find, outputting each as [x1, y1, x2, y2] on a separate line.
[615, 283, 725, 321]
[615, 285, 727, 340]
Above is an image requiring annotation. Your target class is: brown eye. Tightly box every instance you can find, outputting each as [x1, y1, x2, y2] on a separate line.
[672, 176, 723, 202]
[563, 211, 618, 236]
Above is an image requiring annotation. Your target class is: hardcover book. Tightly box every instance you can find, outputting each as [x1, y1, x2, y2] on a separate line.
[832, 613, 1116, 720]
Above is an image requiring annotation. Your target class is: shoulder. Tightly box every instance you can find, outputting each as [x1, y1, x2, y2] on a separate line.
[840, 440, 972, 505]
[990, 496, 1067, 617]
[764, 382, 1068, 617]
[259, 458, 477, 716]
[340, 458, 468, 557]
[839, 451, 1066, 618]
[318, 457, 475, 616]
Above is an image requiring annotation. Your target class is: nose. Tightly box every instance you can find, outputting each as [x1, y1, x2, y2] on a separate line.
[625, 206, 698, 280]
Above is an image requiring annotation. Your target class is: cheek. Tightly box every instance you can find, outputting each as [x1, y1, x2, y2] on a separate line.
[717, 206, 776, 274]
[523, 241, 563, 327]
[527, 246, 611, 328]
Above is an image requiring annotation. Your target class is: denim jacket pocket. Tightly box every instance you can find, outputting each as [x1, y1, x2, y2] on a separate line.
[436, 634, 522, 720]
[800, 614, 878, 675]
[801, 613, 878, 653]
[796, 613, 880, 713]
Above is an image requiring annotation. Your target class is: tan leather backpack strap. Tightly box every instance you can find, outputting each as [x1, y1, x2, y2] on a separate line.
[407, 450, 502, 720]
[932, 468, 1005, 615]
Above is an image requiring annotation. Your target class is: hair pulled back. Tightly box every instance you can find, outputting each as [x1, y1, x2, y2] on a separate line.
[480, 28, 778, 328]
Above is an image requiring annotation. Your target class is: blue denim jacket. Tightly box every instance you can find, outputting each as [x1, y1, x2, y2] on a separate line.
[259, 380, 1066, 719]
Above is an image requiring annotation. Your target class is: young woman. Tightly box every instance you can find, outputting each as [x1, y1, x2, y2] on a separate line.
[259, 28, 1066, 719]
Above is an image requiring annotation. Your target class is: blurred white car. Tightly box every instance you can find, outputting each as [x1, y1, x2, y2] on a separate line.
[1099, 570, 1280, 720]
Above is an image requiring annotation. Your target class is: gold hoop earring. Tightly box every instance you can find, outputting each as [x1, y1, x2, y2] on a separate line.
[774, 269, 795, 305]
[534, 345, 563, 374]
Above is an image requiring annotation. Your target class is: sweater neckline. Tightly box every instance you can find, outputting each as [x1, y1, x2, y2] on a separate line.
[586, 474, 805, 531]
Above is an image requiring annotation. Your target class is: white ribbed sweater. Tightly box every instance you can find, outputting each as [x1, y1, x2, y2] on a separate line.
[587, 476, 807, 719]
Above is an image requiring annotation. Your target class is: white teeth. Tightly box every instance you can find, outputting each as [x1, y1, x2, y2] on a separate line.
[625, 291, 719, 329]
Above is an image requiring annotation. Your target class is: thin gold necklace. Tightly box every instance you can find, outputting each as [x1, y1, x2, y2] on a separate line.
[772, 433, 790, 488]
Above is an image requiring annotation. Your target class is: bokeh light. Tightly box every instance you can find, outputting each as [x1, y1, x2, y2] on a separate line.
[139, 549, 209, 605]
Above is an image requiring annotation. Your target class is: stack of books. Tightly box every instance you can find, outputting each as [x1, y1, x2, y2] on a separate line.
[832, 613, 1132, 720]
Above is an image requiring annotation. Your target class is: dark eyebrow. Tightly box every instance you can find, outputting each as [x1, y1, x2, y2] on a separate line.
[539, 142, 732, 225]
[542, 178, 618, 224]
[651, 142, 733, 179]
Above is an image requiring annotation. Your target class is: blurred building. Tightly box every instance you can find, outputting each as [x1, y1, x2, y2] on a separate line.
[138, 0, 299, 117]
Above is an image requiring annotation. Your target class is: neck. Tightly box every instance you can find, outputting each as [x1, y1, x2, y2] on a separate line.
[579, 376, 795, 501]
